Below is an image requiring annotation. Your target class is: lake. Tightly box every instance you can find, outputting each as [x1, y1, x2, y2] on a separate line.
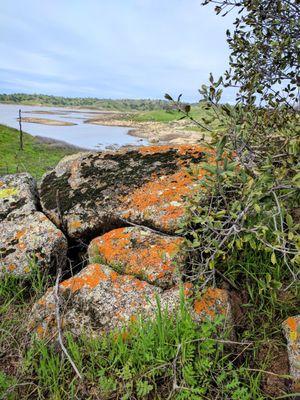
[0, 104, 144, 150]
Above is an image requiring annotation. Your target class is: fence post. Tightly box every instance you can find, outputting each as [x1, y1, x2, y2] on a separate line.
[19, 109, 23, 151]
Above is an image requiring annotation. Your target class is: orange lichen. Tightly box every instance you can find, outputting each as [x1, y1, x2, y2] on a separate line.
[286, 317, 297, 332]
[194, 288, 228, 319]
[120, 168, 206, 229]
[138, 144, 209, 158]
[60, 264, 107, 293]
[15, 229, 27, 240]
[90, 228, 183, 286]
[36, 325, 44, 337]
[8, 264, 16, 271]
[183, 282, 193, 296]
[69, 220, 82, 230]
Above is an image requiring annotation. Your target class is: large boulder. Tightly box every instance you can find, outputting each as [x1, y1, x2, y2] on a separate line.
[29, 262, 232, 338]
[39, 145, 210, 239]
[88, 227, 185, 289]
[283, 315, 300, 392]
[0, 173, 38, 221]
[29, 263, 192, 337]
[0, 211, 68, 278]
[0, 173, 68, 278]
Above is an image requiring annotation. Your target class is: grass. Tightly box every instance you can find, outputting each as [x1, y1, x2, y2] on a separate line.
[1, 251, 297, 398]
[129, 103, 220, 126]
[0, 265, 262, 400]
[0, 124, 77, 179]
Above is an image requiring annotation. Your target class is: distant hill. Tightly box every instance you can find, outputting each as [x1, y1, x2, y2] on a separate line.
[0, 93, 169, 112]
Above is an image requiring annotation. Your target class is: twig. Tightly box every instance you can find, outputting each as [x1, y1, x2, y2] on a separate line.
[246, 368, 292, 379]
[167, 343, 181, 400]
[54, 265, 83, 380]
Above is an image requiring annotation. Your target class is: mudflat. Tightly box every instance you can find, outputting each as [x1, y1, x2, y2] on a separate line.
[21, 117, 77, 126]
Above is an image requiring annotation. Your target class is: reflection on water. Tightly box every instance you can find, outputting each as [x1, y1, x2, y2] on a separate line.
[0, 104, 144, 150]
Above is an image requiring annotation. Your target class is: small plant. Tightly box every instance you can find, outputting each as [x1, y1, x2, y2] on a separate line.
[16, 293, 259, 399]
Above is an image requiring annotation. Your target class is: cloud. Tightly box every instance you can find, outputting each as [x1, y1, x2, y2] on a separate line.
[0, 0, 235, 100]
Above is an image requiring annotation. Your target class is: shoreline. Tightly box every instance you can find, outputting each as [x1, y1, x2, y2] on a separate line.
[85, 115, 205, 144]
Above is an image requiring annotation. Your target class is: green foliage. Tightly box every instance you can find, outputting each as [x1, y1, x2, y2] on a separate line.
[4, 295, 259, 399]
[202, 0, 299, 109]
[165, 2, 299, 396]
[0, 124, 76, 179]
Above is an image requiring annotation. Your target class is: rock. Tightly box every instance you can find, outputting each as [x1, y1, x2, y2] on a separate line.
[29, 261, 233, 339]
[0, 211, 68, 278]
[193, 287, 232, 325]
[29, 263, 192, 337]
[283, 315, 300, 391]
[88, 227, 185, 289]
[0, 173, 38, 221]
[39, 145, 210, 238]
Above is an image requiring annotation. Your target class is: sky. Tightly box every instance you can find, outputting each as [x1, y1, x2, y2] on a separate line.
[0, 0, 235, 102]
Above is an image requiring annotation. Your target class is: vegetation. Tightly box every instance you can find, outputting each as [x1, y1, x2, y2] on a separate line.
[0, 124, 76, 179]
[0, 267, 263, 400]
[0, 0, 299, 398]
[0, 94, 169, 112]
[129, 102, 221, 125]
[162, 0, 300, 397]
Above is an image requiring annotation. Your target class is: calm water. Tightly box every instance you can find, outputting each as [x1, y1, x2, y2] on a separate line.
[0, 104, 144, 150]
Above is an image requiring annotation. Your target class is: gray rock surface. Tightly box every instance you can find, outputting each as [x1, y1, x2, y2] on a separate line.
[0, 173, 68, 278]
[0, 173, 38, 221]
[29, 263, 188, 337]
[0, 210, 68, 277]
[39, 145, 207, 238]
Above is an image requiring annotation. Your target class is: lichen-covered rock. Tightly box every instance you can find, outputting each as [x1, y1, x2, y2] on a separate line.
[39, 145, 210, 238]
[283, 315, 300, 391]
[29, 263, 191, 337]
[88, 227, 185, 288]
[0, 173, 38, 221]
[0, 211, 67, 277]
[194, 287, 232, 323]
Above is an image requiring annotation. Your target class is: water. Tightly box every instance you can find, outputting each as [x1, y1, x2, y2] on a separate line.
[0, 104, 144, 150]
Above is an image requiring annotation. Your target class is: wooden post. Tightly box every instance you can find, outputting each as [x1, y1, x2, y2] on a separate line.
[19, 109, 23, 151]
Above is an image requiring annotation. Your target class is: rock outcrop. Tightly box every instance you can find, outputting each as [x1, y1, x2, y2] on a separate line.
[29, 263, 193, 337]
[88, 227, 185, 289]
[39, 145, 210, 239]
[283, 315, 300, 392]
[0, 174, 68, 277]
[0, 147, 232, 341]
[29, 262, 232, 338]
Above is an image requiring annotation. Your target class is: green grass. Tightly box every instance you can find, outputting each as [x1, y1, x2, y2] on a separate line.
[129, 104, 223, 129]
[0, 124, 76, 179]
[0, 269, 261, 400]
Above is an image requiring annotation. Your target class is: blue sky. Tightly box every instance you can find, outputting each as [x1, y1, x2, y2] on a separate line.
[0, 0, 235, 101]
